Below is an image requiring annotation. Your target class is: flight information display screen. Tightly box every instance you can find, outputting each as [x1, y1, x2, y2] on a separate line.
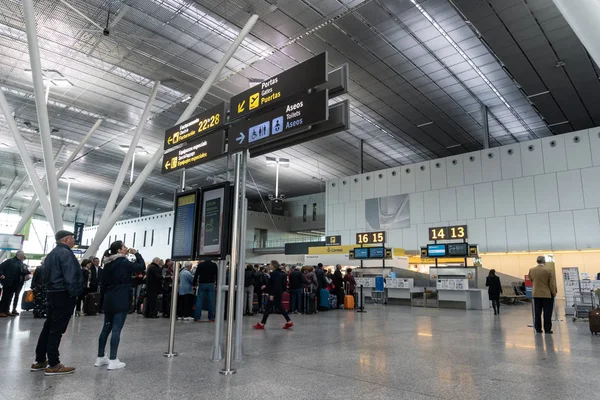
[427, 244, 447, 258]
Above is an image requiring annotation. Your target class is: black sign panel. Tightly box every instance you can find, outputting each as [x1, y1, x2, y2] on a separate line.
[172, 190, 199, 261]
[73, 222, 84, 246]
[197, 183, 232, 259]
[162, 130, 225, 174]
[429, 225, 468, 241]
[163, 102, 226, 150]
[326, 235, 341, 246]
[229, 52, 327, 121]
[447, 243, 469, 257]
[228, 90, 328, 153]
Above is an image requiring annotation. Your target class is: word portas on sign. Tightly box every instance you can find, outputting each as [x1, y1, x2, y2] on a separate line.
[162, 130, 225, 174]
[228, 89, 328, 153]
[164, 102, 226, 150]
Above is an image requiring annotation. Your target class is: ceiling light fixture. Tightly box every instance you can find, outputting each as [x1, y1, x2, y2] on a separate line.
[410, 0, 512, 110]
[446, 144, 461, 149]
[527, 90, 550, 99]
[555, 60, 566, 68]
[266, 157, 289, 202]
[547, 120, 569, 127]
[416, 121, 433, 128]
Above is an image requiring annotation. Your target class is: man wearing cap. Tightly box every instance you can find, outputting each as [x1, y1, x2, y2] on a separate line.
[31, 230, 84, 376]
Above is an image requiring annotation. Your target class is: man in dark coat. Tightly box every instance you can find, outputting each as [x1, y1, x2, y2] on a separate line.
[32, 230, 83, 376]
[0, 250, 27, 317]
[253, 260, 293, 330]
[89, 257, 102, 293]
[315, 263, 327, 305]
[289, 266, 305, 314]
[144, 258, 162, 318]
[333, 264, 344, 309]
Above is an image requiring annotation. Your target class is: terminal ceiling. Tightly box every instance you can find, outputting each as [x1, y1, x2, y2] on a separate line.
[0, 0, 597, 225]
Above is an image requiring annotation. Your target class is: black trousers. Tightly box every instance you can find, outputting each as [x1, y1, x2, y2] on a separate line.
[261, 294, 290, 324]
[35, 291, 76, 367]
[534, 297, 554, 332]
[11, 283, 24, 311]
[0, 283, 17, 314]
[145, 292, 158, 317]
[177, 294, 195, 318]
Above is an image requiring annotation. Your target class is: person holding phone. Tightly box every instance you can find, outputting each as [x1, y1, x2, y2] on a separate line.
[94, 241, 145, 370]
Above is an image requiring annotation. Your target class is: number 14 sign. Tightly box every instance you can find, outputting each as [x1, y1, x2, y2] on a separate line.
[429, 225, 467, 241]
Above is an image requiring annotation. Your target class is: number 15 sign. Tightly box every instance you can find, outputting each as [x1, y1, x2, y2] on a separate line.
[429, 225, 467, 241]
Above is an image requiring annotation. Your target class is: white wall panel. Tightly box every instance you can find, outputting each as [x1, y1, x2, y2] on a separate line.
[333, 205, 345, 231]
[520, 139, 545, 176]
[565, 130, 592, 170]
[486, 217, 507, 252]
[581, 166, 600, 209]
[541, 135, 568, 173]
[327, 205, 334, 232]
[387, 228, 403, 248]
[481, 148, 502, 182]
[344, 202, 356, 230]
[402, 225, 418, 251]
[467, 218, 487, 252]
[506, 215, 529, 251]
[338, 177, 350, 204]
[463, 151, 483, 185]
[573, 209, 600, 250]
[417, 223, 433, 249]
[401, 166, 416, 194]
[430, 159, 447, 189]
[440, 188, 458, 222]
[355, 200, 365, 230]
[424, 190, 441, 223]
[513, 176, 537, 215]
[415, 162, 431, 192]
[526, 213, 551, 251]
[339, 230, 350, 245]
[590, 127, 600, 166]
[387, 168, 402, 196]
[556, 170, 584, 211]
[500, 145, 523, 179]
[456, 185, 476, 220]
[446, 156, 465, 187]
[373, 170, 388, 198]
[410, 192, 424, 224]
[474, 182, 495, 218]
[350, 175, 362, 202]
[362, 173, 374, 200]
[534, 174, 559, 213]
[493, 180, 515, 217]
[549, 211, 576, 250]
[328, 179, 339, 205]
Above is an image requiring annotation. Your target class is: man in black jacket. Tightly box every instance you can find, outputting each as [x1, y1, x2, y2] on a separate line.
[32, 230, 83, 376]
[333, 264, 344, 309]
[89, 257, 101, 293]
[253, 260, 293, 330]
[0, 250, 27, 317]
[315, 263, 327, 305]
[243, 264, 255, 316]
[144, 258, 162, 318]
[289, 266, 304, 314]
[193, 259, 218, 322]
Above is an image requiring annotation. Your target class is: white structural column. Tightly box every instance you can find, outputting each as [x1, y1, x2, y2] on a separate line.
[22, 0, 63, 232]
[0, 89, 57, 232]
[83, 14, 259, 259]
[0, 175, 27, 214]
[97, 81, 160, 229]
[553, 0, 600, 69]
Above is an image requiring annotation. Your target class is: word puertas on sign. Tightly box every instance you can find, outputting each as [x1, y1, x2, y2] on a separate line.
[162, 130, 225, 174]
[229, 52, 327, 121]
[164, 102, 226, 150]
[228, 89, 329, 153]
[171, 190, 200, 261]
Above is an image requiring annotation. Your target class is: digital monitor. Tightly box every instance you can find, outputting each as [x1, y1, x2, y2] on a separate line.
[369, 247, 385, 259]
[447, 243, 469, 257]
[354, 248, 369, 259]
[427, 244, 447, 258]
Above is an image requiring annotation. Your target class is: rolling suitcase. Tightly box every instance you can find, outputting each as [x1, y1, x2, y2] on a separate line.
[319, 289, 330, 310]
[344, 285, 355, 310]
[84, 292, 100, 315]
[329, 294, 337, 309]
[303, 288, 316, 314]
[281, 292, 290, 312]
[590, 294, 600, 335]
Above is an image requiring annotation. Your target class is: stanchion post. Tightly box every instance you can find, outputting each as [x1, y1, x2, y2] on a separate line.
[357, 285, 366, 313]
[212, 259, 227, 361]
[164, 261, 180, 357]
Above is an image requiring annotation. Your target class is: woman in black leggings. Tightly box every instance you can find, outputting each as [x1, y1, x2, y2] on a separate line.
[486, 269, 503, 315]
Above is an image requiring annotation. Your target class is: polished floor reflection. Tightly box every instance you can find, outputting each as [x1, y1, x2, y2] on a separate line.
[1, 303, 599, 399]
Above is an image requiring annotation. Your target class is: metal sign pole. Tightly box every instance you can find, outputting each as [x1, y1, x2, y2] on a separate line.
[164, 261, 180, 357]
[212, 259, 227, 361]
[220, 152, 242, 375]
[234, 151, 248, 361]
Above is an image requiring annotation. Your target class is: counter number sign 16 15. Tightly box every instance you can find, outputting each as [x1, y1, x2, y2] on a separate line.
[356, 231, 385, 245]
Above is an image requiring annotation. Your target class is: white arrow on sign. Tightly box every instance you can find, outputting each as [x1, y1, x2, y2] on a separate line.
[236, 132, 245, 144]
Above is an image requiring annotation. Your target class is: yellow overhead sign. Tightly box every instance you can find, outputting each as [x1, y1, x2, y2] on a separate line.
[308, 246, 405, 255]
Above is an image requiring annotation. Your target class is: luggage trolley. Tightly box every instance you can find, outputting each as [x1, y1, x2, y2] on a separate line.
[572, 291, 594, 322]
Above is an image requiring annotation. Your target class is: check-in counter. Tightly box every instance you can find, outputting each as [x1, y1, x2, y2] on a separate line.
[386, 278, 415, 305]
[436, 279, 488, 310]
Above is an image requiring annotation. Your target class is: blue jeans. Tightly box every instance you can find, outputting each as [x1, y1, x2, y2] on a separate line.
[194, 284, 215, 321]
[290, 289, 303, 313]
[98, 312, 127, 360]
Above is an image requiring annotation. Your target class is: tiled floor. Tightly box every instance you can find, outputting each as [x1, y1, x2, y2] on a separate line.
[1, 302, 599, 399]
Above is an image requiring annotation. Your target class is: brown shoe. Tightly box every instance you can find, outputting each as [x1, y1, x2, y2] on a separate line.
[31, 360, 48, 371]
[0, 313, 8, 318]
[44, 364, 75, 376]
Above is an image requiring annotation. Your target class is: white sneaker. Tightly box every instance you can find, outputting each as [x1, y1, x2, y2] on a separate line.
[107, 359, 126, 370]
[94, 356, 109, 367]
